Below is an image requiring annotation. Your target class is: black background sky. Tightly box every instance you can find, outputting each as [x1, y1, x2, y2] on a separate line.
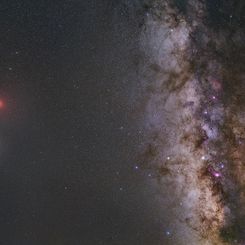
[0, 1, 165, 245]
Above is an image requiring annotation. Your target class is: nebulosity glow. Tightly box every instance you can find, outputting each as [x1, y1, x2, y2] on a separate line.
[207, 165, 222, 178]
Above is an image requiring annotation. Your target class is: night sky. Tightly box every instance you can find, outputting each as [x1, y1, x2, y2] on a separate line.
[0, 1, 162, 244]
[0, 0, 244, 245]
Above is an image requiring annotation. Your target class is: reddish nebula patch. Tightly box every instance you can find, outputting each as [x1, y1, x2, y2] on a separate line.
[207, 165, 222, 179]
[210, 78, 222, 91]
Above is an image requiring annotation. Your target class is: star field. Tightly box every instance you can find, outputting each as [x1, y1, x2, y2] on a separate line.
[0, 0, 244, 245]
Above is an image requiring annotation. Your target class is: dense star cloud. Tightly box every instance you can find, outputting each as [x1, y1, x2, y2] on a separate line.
[138, 0, 245, 244]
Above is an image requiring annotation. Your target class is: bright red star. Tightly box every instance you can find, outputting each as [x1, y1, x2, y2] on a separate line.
[0, 100, 4, 109]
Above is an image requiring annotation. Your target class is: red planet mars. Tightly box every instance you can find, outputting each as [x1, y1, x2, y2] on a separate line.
[0, 100, 4, 109]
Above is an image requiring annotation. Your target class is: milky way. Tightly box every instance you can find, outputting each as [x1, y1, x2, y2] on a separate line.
[138, 0, 245, 244]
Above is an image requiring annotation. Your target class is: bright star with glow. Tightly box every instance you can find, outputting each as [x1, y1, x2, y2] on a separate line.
[0, 100, 4, 109]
